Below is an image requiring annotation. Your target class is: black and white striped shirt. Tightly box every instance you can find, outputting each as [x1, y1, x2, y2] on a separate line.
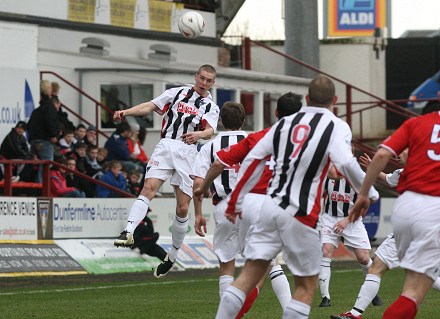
[228, 106, 373, 229]
[192, 131, 247, 204]
[152, 86, 220, 140]
[323, 178, 357, 217]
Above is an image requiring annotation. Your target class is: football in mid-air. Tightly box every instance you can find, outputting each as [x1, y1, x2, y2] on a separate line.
[178, 11, 205, 39]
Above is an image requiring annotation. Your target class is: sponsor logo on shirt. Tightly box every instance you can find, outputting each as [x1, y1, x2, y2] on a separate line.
[177, 102, 198, 115]
[330, 191, 351, 203]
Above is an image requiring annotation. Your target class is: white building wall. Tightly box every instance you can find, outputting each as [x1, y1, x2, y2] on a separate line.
[319, 40, 387, 138]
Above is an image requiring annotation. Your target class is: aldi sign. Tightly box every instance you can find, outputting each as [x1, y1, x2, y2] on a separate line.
[326, 0, 390, 37]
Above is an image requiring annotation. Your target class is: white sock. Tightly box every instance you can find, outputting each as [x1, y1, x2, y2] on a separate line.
[282, 299, 310, 319]
[169, 215, 188, 262]
[269, 264, 292, 310]
[219, 275, 234, 298]
[125, 195, 150, 233]
[360, 258, 373, 275]
[215, 286, 245, 319]
[351, 274, 381, 316]
[319, 257, 332, 299]
[432, 277, 440, 291]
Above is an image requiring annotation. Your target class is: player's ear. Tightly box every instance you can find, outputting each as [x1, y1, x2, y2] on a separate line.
[332, 95, 338, 105]
[305, 94, 310, 104]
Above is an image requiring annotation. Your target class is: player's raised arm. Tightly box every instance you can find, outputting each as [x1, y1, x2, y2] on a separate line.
[113, 101, 159, 121]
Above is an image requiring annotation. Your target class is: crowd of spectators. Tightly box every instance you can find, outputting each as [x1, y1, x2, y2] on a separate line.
[0, 80, 148, 198]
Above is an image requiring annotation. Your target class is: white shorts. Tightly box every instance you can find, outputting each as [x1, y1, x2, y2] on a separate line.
[213, 193, 264, 262]
[375, 233, 400, 269]
[392, 191, 440, 281]
[244, 196, 321, 277]
[146, 139, 198, 197]
[213, 199, 240, 262]
[320, 213, 371, 250]
[238, 193, 266, 257]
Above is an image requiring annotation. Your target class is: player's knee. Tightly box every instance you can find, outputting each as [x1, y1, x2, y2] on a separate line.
[357, 254, 371, 265]
[141, 182, 158, 199]
[322, 245, 334, 258]
[176, 204, 189, 216]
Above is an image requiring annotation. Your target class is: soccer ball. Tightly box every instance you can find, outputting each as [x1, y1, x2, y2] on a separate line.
[178, 11, 205, 39]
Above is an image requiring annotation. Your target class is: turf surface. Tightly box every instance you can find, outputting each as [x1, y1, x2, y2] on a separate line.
[0, 262, 438, 318]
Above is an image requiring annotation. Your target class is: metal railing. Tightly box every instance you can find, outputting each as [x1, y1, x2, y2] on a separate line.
[40, 71, 115, 145]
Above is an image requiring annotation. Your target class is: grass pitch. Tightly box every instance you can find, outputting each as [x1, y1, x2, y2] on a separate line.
[0, 262, 438, 318]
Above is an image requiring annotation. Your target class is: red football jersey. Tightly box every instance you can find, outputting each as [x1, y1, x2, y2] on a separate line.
[380, 111, 440, 196]
[216, 128, 272, 194]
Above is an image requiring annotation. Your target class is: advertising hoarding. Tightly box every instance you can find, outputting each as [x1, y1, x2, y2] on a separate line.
[326, 0, 390, 37]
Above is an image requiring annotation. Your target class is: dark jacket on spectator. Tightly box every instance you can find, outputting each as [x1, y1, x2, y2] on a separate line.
[66, 172, 96, 198]
[28, 96, 59, 141]
[104, 133, 131, 161]
[0, 128, 33, 159]
[84, 157, 102, 177]
[57, 107, 75, 135]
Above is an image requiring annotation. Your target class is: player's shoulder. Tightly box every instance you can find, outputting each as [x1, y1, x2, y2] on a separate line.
[248, 128, 270, 140]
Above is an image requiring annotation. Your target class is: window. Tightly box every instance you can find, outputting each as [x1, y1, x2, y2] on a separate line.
[100, 84, 154, 129]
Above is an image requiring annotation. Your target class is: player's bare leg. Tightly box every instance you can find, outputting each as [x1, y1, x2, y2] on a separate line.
[282, 274, 318, 318]
[215, 259, 271, 319]
[383, 269, 433, 319]
[154, 186, 191, 278]
[114, 178, 163, 247]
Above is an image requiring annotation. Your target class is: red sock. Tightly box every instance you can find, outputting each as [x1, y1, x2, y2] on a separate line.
[383, 294, 418, 319]
[235, 287, 259, 319]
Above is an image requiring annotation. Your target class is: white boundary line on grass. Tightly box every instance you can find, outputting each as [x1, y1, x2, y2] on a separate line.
[0, 269, 360, 296]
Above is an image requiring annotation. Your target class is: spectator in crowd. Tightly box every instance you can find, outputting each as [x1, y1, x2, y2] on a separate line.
[58, 129, 75, 156]
[127, 170, 142, 196]
[97, 147, 109, 170]
[28, 79, 60, 183]
[127, 122, 149, 166]
[52, 81, 75, 135]
[65, 157, 95, 198]
[85, 125, 97, 147]
[49, 158, 85, 198]
[53, 97, 75, 137]
[70, 142, 88, 174]
[51, 81, 61, 97]
[84, 145, 103, 179]
[73, 124, 87, 145]
[104, 122, 143, 174]
[0, 121, 36, 182]
[96, 160, 127, 198]
[132, 211, 167, 262]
